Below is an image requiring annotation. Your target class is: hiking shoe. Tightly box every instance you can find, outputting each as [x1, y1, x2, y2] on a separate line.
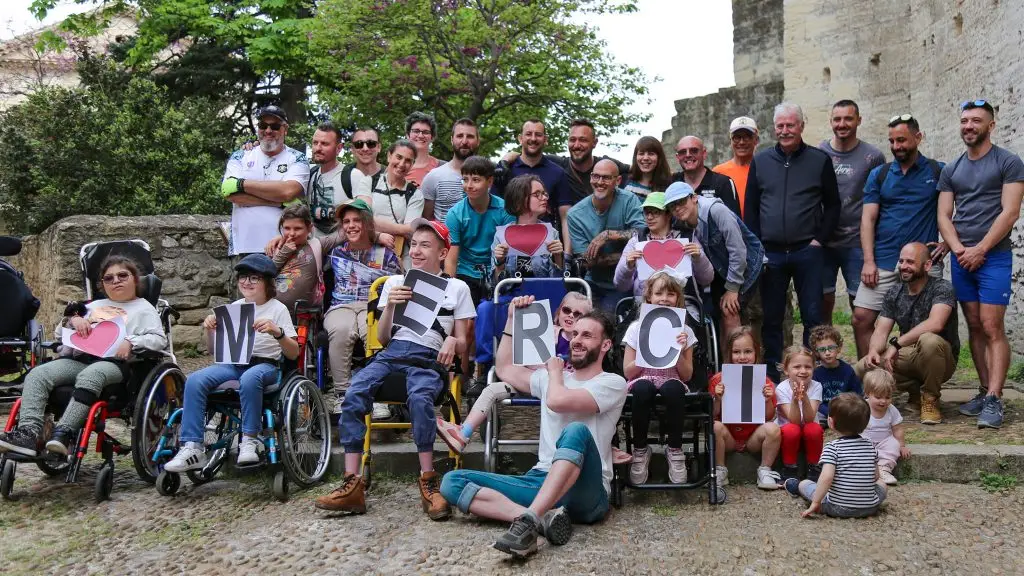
[715, 465, 729, 488]
[977, 395, 1004, 430]
[756, 466, 782, 490]
[44, 426, 75, 456]
[0, 427, 38, 457]
[612, 446, 633, 465]
[806, 463, 822, 482]
[879, 467, 898, 486]
[958, 390, 987, 417]
[784, 478, 800, 497]
[541, 506, 573, 546]
[237, 436, 263, 466]
[494, 511, 540, 557]
[920, 394, 943, 425]
[666, 447, 688, 484]
[629, 446, 651, 485]
[164, 442, 207, 473]
[418, 471, 450, 521]
[314, 473, 366, 513]
[372, 403, 392, 421]
[436, 417, 467, 454]
[782, 464, 799, 482]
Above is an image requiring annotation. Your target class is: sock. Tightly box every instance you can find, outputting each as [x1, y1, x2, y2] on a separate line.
[462, 423, 474, 439]
[56, 399, 91, 431]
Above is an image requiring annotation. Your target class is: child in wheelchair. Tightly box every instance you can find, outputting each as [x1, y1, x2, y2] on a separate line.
[0, 255, 167, 457]
[165, 254, 299, 472]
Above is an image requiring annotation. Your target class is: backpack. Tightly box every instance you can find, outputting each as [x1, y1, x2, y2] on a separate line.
[875, 158, 942, 188]
[341, 164, 384, 199]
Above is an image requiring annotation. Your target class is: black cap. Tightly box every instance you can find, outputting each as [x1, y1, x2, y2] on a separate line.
[258, 105, 288, 124]
[234, 254, 277, 277]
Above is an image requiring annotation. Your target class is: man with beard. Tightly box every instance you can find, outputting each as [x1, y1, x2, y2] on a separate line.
[421, 118, 481, 222]
[221, 106, 310, 255]
[855, 243, 958, 425]
[938, 100, 1024, 429]
[671, 135, 741, 217]
[439, 300, 626, 558]
[307, 121, 372, 237]
[853, 115, 945, 359]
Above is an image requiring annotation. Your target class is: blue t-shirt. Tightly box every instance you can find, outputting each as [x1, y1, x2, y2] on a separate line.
[567, 190, 645, 289]
[446, 194, 516, 278]
[493, 156, 574, 209]
[863, 154, 944, 271]
[814, 360, 862, 418]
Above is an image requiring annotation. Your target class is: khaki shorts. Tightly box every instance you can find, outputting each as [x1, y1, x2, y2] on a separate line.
[853, 262, 943, 311]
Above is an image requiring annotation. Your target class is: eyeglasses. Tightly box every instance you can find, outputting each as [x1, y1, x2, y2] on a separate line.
[258, 122, 283, 131]
[101, 271, 132, 283]
[351, 140, 378, 150]
[530, 190, 549, 199]
[590, 174, 616, 183]
[960, 99, 991, 111]
[675, 147, 701, 156]
[815, 345, 839, 353]
[888, 113, 914, 127]
[238, 274, 264, 285]
[560, 306, 585, 319]
[409, 128, 433, 136]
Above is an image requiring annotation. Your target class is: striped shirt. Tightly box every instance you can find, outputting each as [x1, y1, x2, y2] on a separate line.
[820, 436, 880, 509]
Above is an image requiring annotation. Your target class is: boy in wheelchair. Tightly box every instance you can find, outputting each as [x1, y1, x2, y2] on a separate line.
[0, 255, 167, 457]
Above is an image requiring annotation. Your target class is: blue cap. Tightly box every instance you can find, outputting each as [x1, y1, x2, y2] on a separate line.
[234, 253, 277, 277]
[664, 181, 696, 206]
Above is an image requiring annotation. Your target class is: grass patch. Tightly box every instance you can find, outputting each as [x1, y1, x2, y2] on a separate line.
[1008, 361, 1024, 384]
[651, 504, 677, 517]
[978, 471, 1017, 493]
[178, 343, 202, 359]
[137, 517, 216, 547]
[831, 310, 852, 326]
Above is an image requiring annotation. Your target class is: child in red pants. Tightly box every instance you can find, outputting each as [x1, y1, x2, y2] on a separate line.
[774, 345, 824, 481]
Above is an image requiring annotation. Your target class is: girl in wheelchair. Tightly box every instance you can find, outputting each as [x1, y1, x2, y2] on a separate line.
[0, 255, 167, 457]
[165, 254, 299, 472]
[622, 272, 696, 485]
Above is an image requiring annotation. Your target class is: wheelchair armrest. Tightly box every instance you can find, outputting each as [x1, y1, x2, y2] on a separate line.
[293, 299, 323, 317]
[162, 306, 180, 323]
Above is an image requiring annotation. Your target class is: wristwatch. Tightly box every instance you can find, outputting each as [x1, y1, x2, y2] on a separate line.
[273, 329, 285, 340]
[888, 336, 902, 351]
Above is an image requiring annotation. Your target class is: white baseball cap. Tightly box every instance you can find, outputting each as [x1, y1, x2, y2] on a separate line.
[729, 116, 758, 134]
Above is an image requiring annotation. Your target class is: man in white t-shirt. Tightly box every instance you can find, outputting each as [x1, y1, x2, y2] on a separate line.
[308, 121, 372, 237]
[315, 220, 475, 521]
[222, 106, 310, 255]
[440, 298, 627, 558]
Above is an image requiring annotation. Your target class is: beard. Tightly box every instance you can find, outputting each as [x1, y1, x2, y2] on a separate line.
[570, 345, 600, 370]
[453, 145, 478, 161]
[260, 135, 284, 154]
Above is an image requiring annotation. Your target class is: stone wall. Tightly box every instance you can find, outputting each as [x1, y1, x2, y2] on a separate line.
[9, 215, 233, 350]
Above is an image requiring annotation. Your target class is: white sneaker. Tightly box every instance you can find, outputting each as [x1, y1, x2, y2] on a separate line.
[164, 442, 207, 473]
[756, 466, 782, 490]
[879, 468, 898, 486]
[666, 448, 688, 484]
[629, 446, 651, 485]
[237, 437, 263, 466]
[715, 465, 729, 488]
[372, 403, 392, 420]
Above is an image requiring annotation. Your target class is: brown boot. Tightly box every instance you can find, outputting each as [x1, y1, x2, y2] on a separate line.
[314, 473, 366, 513]
[920, 394, 943, 425]
[419, 471, 451, 521]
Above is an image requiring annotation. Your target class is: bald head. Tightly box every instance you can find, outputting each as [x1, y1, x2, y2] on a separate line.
[904, 242, 930, 262]
[594, 158, 619, 176]
[674, 136, 707, 173]
[897, 242, 932, 282]
[677, 136, 704, 150]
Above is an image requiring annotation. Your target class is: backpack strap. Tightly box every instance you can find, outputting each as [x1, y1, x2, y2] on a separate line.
[874, 161, 892, 189]
[307, 236, 324, 277]
[928, 158, 942, 181]
[340, 164, 355, 200]
[307, 165, 321, 205]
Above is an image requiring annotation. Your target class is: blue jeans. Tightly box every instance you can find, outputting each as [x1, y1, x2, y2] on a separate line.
[440, 422, 609, 524]
[761, 244, 824, 381]
[797, 479, 886, 518]
[822, 246, 864, 296]
[180, 362, 279, 443]
[474, 296, 512, 365]
[339, 340, 444, 453]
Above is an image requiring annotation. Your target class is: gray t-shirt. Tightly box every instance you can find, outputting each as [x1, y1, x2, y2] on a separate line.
[419, 163, 466, 222]
[880, 277, 959, 359]
[819, 140, 885, 248]
[938, 145, 1024, 252]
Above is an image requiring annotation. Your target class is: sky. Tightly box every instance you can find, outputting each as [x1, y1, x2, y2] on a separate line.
[0, 0, 737, 162]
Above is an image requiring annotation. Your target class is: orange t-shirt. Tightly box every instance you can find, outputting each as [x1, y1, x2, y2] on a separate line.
[406, 156, 444, 187]
[712, 160, 750, 218]
[709, 371, 776, 447]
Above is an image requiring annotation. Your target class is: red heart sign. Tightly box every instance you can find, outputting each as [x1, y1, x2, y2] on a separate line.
[504, 224, 548, 257]
[70, 321, 121, 357]
[642, 240, 685, 270]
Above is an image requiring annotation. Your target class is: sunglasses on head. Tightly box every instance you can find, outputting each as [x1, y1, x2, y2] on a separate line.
[101, 271, 132, 283]
[258, 122, 283, 131]
[560, 306, 584, 319]
[888, 113, 914, 127]
[960, 99, 994, 113]
[351, 140, 378, 150]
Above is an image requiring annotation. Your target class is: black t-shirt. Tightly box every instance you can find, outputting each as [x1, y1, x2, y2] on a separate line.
[548, 154, 630, 206]
[671, 166, 741, 217]
[880, 277, 960, 359]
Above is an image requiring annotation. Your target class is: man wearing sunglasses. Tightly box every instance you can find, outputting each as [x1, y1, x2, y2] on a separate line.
[221, 106, 310, 256]
[670, 135, 741, 218]
[308, 121, 373, 237]
[938, 99, 1024, 429]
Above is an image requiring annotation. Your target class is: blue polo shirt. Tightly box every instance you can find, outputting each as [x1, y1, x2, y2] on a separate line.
[863, 154, 945, 271]
[493, 156, 574, 209]
[446, 194, 516, 278]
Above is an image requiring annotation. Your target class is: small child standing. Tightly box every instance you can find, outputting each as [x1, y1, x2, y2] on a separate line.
[862, 369, 910, 485]
[775, 345, 825, 481]
[809, 325, 862, 426]
[786, 392, 887, 518]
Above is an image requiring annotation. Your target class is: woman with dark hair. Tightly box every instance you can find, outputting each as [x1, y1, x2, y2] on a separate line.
[404, 111, 445, 186]
[624, 136, 673, 198]
[371, 139, 426, 264]
[0, 255, 167, 457]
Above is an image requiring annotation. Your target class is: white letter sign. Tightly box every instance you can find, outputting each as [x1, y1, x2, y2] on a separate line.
[512, 299, 555, 366]
[635, 303, 688, 369]
[214, 303, 256, 365]
[392, 269, 450, 337]
[721, 363, 768, 424]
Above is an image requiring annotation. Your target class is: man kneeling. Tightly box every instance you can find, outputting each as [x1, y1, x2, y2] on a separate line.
[314, 219, 476, 520]
[440, 298, 627, 557]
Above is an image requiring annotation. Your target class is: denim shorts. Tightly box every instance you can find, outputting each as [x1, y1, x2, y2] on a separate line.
[822, 246, 864, 296]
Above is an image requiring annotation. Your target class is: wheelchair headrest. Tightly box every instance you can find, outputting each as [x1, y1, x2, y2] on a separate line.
[0, 236, 21, 257]
[137, 273, 162, 307]
[81, 240, 155, 292]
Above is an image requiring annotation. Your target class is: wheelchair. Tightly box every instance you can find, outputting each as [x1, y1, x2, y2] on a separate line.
[0, 236, 43, 403]
[0, 239, 186, 502]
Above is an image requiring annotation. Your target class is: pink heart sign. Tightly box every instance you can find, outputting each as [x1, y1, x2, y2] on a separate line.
[642, 240, 685, 270]
[68, 320, 122, 357]
[505, 224, 548, 257]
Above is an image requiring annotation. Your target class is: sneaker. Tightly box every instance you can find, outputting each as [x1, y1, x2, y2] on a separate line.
[541, 506, 573, 546]
[629, 446, 651, 485]
[920, 394, 943, 425]
[44, 426, 75, 456]
[0, 427, 38, 457]
[464, 376, 488, 400]
[977, 395, 1004, 430]
[666, 447, 688, 484]
[782, 464, 799, 482]
[372, 403, 392, 421]
[435, 417, 467, 455]
[493, 511, 540, 557]
[612, 447, 633, 465]
[331, 395, 344, 416]
[756, 466, 782, 490]
[715, 465, 729, 488]
[958, 390, 987, 417]
[164, 442, 207, 473]
[314, 473, 366, 513]
[237, 436, 263, 466]
[784, 477, 800, 497]
[806, 463, 822, 482]
[879, 467, 898, 486]
[418, 471, 450, 521]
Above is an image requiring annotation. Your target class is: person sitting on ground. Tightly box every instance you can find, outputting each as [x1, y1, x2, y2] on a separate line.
[809, 324, 862, 426]
[314, 220, 475, 521]
[861, 369, 909, 486]
[440, 301, 627, 558]
[165, 254, 298, 472]
[785, 392, 887, 519]
[623, 272, 697, 485]
[709, 326, 782, 490]
[269, 205, 324, 313]
[0, 256, 168, 457]
[775, 345, 825, 482]
[622, 136, 673, 198]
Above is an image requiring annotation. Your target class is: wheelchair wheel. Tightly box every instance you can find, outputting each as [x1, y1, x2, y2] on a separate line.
[0, 458, 15, 501]
[94, 464, 114, 503]
[710, 484, 726, 505]
[132, 363, 185, 484]
[272, 469, 289, 502]
[156, 470, 181, 496]
[278, 373, 331, 488]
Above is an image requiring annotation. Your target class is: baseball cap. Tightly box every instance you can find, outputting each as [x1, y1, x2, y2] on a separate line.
[409, 218, 451, 250]
[664, 182, 696, 207]
[729, 116, 758, 134]
[234, 253, 277, 277]
[641, 192, 667, 212]
[334, 198, 371, 220]
[257, 105, 288, 124]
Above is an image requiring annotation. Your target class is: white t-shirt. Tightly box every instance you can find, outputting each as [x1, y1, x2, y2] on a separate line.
[318, 164, 371, 202]
[420, 163, 465, 222]
[224, 146, 310, 255]
[530, 369, 628, 496]
[622, 320, 697, 354]
[232, 298, 297, 360]
[774, 379, 824, 426]
[377, 273, 476, 351]
[371, 173, 425, 227]
[862, 404, 902, 444]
